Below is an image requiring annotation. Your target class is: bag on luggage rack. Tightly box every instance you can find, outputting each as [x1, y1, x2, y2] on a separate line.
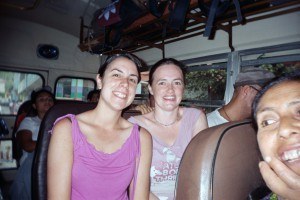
[168, 0, 190, 31]
[89, 0, 145, 54]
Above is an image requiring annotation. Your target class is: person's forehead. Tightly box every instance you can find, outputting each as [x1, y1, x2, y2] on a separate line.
[106, 58, 138, 75]
[37, 91, 52, 98]
[259, 81, 300, 105]
[109, 57, 136, 67]
[154, 64, 183, 77]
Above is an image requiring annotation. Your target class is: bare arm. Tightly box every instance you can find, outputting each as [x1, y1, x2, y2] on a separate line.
[259, 158, 300, 200]
[47, 119, 73, 200]
[193, 110, 208, 137]
[132, 127, 152, 200]
[17, 130, 36, 152]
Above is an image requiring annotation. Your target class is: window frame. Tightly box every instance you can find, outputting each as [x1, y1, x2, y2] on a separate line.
[178, 42, 300, 109]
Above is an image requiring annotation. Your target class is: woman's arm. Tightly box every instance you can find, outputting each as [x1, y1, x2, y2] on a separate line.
[17, 130, 36, 152]
[47, 119, 73, 200]
[259, 157, 300, 200]
[132, 127, 152, 200]
[193, 110, 208, 137]
[16, 117, 39, 152]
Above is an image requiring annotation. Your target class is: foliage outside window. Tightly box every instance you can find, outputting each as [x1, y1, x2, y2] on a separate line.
[185, 69, 226, 100]
[258, 61, 300, 76]
[183, 68, 226, 112]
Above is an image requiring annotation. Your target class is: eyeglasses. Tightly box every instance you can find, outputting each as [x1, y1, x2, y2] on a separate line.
[249, 85, 261, 92]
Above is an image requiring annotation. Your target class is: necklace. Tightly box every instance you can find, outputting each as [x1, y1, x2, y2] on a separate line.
[222, 107, 232, 121]
[153, 113, 178, 127]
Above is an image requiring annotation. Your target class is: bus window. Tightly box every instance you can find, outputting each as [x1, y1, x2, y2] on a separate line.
[240, 44, 300, 77]
[183, 63, 227, 112]
[55, 77, 96, 101]
[0, 70, 43, 115]
[258, 61, 300, 76]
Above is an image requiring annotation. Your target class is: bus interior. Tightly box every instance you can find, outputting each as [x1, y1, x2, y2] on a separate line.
[0, 0, 299, 199]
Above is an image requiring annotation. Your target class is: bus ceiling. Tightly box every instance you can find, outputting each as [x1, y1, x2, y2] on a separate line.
[77, 0, 300, 56]
[0, 0, 299, 57]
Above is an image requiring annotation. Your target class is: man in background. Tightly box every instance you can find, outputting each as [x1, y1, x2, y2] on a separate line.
[207, 67, 275, 127]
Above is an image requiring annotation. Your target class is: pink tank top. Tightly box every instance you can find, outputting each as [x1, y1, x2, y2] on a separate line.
[129, 108, 201, 200]
[52, 114, 141, 200]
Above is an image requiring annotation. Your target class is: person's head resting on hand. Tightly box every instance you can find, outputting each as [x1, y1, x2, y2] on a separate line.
[233, 67, 275, 103]
[229, 67, 275, 120]
[252, 71, 300, 176]
[234, 66, 275, 91]
[30, 86, 55, 119]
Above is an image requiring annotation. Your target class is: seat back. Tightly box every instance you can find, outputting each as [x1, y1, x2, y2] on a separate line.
[175, 120, 264, 200]
[32, 101, 141, 200]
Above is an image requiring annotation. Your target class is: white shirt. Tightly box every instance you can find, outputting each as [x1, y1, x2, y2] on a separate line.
[17, 116, 41, 165]
[207, 108, 228, 127]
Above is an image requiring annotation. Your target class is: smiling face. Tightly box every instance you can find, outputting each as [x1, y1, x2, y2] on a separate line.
[149, 64, 184, 111]
[97, 57, 139, 111]
[256, 80, 300, 175]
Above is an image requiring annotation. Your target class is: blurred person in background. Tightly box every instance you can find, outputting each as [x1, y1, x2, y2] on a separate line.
[10, 86, 55, 200]
[207, 67, 275, 127]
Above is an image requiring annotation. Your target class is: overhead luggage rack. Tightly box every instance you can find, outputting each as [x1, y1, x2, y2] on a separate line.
[78, 0, 300, 56]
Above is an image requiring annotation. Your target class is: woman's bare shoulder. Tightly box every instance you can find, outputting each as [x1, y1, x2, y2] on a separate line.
[52, 117, 72, 135]
[54, 117, 72, 128]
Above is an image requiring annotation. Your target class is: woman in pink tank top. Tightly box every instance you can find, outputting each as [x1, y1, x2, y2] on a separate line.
[129, 58, 208, 200]
[47, 53, 152, 200]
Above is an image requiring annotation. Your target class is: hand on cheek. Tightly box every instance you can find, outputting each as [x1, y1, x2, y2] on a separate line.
[259, 157, 300, 200]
